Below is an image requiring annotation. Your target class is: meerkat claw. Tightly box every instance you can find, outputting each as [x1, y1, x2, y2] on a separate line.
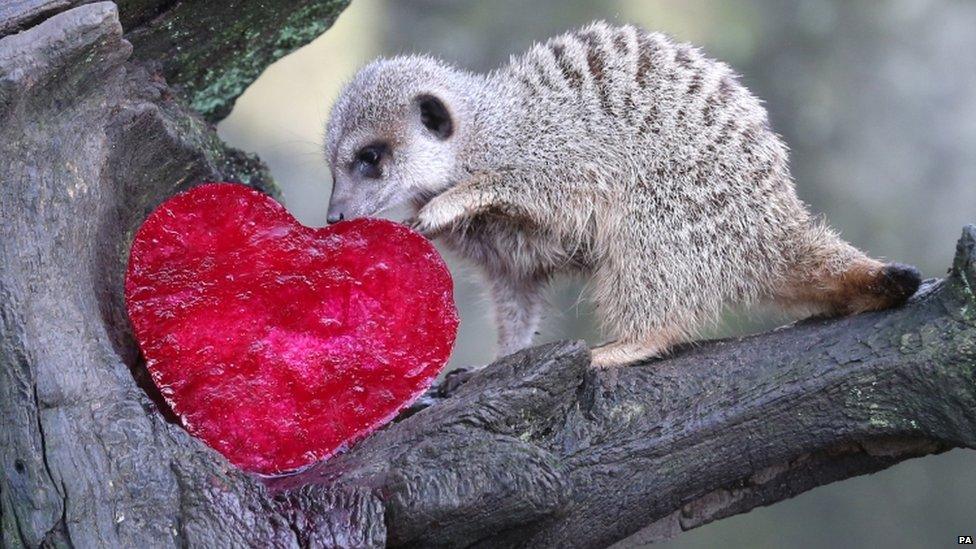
[404, 215, 426, 234]
[405, 214, 444, 238]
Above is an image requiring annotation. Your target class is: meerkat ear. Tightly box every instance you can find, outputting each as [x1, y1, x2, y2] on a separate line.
[416, 94, 453, 140]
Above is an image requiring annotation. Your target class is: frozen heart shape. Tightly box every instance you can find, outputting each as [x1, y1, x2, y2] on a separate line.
[125, 183, 458, 474]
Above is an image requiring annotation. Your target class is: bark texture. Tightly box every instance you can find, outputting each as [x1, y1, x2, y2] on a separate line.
[1, 0, 350, 120]
[2, 3, 975, 548]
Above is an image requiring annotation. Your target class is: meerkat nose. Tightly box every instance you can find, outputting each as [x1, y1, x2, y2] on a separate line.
[327, 212, 345, 224]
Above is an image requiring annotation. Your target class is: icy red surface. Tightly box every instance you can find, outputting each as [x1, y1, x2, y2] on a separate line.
[125, 183, 458, 475]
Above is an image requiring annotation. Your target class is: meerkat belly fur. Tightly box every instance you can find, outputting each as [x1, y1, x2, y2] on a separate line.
[325, 21, 921, 368]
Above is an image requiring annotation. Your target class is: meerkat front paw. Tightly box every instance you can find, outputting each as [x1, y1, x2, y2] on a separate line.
[409, 198, 468, 237]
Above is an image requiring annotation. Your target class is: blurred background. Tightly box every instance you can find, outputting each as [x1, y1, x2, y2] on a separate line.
[218, 1, 976, 546]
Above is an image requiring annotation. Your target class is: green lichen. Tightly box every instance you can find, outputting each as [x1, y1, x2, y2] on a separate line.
[953, 226, 976, 301]
[864, 399, 905, 432]
[126, 0, 349, 120]
[918, 322, 945, 350]
[951, 332, 976, 379]
[155, 91, 281, 197]
[868, 414, 892, 430]
[608, 402, 646, 424]
[957, 266, 975, 321]
[899, 332, 921, 354]
[187, 0, 350, 121]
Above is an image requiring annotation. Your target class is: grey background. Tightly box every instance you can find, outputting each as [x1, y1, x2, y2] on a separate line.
[218, 1, 976, 546]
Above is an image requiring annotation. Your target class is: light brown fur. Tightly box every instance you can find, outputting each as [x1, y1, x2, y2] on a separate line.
[324, 22, 921, 368]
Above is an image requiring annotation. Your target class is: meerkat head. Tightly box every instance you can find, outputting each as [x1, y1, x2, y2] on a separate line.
[324, 55, 474, 224]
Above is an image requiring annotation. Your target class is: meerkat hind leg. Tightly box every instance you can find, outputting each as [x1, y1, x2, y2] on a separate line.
[590, 330, 680, 369]
[491, 274, 547, 358]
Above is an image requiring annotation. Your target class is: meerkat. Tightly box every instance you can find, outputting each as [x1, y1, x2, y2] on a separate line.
[324, 21, 921, 368]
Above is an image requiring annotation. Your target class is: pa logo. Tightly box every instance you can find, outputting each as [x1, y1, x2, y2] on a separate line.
[959, 535, 974, 544]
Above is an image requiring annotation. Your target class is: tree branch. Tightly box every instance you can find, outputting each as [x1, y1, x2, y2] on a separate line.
[2, 0, 350, 121]
[273, 263, 976, 548]
[2, 3, 975, 548]
[124, 0, 351, 121]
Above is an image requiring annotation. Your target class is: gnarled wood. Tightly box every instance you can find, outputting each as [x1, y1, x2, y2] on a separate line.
[1, 0, 350, 122]
[2, 3, 975, 548]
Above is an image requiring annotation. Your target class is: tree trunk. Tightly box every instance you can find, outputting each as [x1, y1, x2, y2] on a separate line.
[2, 3, 975, 548]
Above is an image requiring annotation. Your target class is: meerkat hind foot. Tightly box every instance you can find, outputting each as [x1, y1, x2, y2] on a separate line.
[590, 341, 667, 369]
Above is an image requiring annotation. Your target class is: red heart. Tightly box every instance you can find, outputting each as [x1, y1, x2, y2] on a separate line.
[125, 183, 458, 474]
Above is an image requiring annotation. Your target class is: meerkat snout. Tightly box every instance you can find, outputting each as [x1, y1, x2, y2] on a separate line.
[325, 22, 922, 368]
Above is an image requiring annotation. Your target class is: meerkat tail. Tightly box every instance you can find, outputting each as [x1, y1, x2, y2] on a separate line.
[775, 227, 922, 316]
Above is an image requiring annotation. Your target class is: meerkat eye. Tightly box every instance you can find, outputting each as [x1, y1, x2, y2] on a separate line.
[357, 147, 380, 165]
[416, 94, 453, 140]
[353, 143, 388, 179]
